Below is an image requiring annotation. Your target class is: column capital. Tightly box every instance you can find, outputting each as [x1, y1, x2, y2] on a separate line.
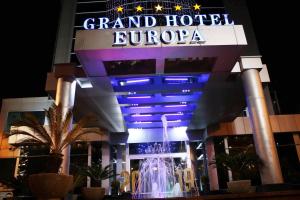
[53, 63, 86, 81]
[239, 56, 263, 71]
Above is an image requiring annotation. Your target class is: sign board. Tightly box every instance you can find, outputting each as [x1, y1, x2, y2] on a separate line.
[83, 14, 234, 46]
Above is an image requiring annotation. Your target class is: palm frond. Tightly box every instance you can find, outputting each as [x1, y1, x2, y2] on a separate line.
[23, 113, 52, 144]
[60, 128, 103, 152]
[45, 106, 57, 148]
[10, 103, 107, 155]
[10, 130, 47, 144]
[76, 163, 116, 184]
[12, 115, 52, 145]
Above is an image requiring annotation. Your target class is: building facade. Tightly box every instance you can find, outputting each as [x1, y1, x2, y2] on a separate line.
[1, 0, 300, 197]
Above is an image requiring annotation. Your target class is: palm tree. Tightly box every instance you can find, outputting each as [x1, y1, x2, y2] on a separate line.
[77, 163, 116, 187]
[210, 144, 262, 181]
[10, 103, 105, 173]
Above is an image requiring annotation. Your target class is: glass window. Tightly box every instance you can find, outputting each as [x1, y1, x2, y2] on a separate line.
[5, 111, 45, 133]
[129, 141, 186, 155]
[91, 141, 102, 164]
[275, 133, 300, 184]
[70, 142, 89, 191]
[17, 145, 50, 176]
[213, 135, 261, 189]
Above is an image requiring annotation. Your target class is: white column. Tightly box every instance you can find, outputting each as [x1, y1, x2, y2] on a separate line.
[87, 142, 92, 187]
[101, 142, 110, 194]
[223, 137, 233, 181]
[125, 144, 130, 173]
[206, 139, 219, 191]
[241, 66, 283, 184]
[186, 142, 192, 168]
[116, 145, 123, 175]
[55, 77, 76, 175]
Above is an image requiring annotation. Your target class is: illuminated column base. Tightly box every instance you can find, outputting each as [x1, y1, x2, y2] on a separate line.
[241, 67, 283, 184]
[55, 77, 76, 175]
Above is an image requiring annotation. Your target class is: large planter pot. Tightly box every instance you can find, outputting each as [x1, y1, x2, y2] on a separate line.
[227, 180, 252, 193]
[28, 173, 73, 200]
[82, 187, 105, 200]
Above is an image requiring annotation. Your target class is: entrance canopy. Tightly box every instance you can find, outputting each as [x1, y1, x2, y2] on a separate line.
[74, 25, 247, 134]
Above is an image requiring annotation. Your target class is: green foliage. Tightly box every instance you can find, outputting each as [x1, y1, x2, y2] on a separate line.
[71, 173, 85, 192]
[210, 144, 262, 180]
[76, 162, 116, 185]
[10, 103, 105, 154]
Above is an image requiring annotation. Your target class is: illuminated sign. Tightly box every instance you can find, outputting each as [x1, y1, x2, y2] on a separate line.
[83, 14, 234, 46]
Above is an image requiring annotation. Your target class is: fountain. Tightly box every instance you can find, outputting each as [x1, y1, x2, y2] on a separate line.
[134, 115, 183, 198]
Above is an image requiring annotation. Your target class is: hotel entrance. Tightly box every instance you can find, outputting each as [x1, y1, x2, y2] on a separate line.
[73, 18, 249, 195]
[2, 0, 300, 199]
[127, 141, 198, 198]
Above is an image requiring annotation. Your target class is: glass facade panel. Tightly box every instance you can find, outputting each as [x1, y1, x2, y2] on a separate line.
[275, 133, 300, 183]
[129, 141, 186, 155]
[5, 111, 45, 133]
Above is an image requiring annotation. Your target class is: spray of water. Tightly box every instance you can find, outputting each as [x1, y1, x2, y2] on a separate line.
[134, 115, 183, 198]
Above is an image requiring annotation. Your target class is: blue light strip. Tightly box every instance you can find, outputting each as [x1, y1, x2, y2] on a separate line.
[111, 74, 210, 128]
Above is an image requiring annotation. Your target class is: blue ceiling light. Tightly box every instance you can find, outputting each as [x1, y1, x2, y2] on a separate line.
[126, 95, 152, 99]
[164, 104, 188, 108]
[129, 106, 152, 109]
[164, 93, 191, 98]
[122, 103, 197, 114]
[127, 120, 190, 129]
[132, 114, 153, 117]
[164, 113, 184, 116]
[125, 112, 192, 122]
[119, 78, 151, 86]
[110, 74, 210, 129]
[165, 77, 189, 81]
[198, 73, 210, 83]
[166, 120, 182, 123]
[133, 121, 153, 124]
[164, 76, 193, 84]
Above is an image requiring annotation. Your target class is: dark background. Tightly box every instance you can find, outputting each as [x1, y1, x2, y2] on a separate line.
[1, 0, 299, 114]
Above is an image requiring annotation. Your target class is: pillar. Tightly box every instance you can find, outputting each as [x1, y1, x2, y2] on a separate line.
[116, 145, 123, 175]
[186, 142, 192, 168]
[205, 139, 219, 191]
[125, 144, 130, 174]
[55, 77, 76, 175]
[223, 137, 233, 181]
[101, 142, 110, 194]
[87, 142, 92, 187]
[240, 57, 283, 184]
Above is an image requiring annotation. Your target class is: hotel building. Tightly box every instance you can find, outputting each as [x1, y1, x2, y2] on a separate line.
[0, 0, 300, 196]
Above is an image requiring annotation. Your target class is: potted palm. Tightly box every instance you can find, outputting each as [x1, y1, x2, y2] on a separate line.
[210, 144, 261, 193]
[9, 103, 105, 199]
[77, 162, 116, 200]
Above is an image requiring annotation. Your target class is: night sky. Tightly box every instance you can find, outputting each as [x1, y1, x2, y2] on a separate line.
[1, 0, 299, 114]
